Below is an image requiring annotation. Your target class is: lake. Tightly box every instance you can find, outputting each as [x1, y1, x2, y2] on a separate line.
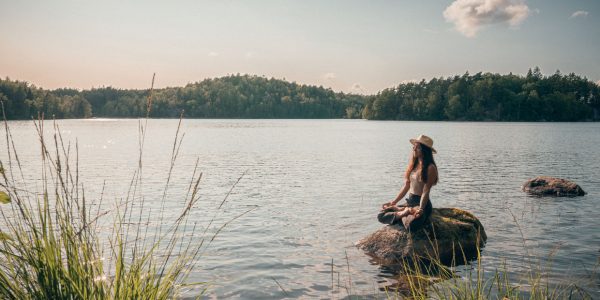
[2, 119, 599, 298]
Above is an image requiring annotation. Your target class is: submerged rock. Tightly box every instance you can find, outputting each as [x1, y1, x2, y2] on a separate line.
[522, 176, 586, 197]
[357, 208, 486, 268]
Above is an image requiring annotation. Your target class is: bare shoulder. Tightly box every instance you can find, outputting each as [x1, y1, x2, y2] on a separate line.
[428, 164, 438, 175]
[427, 164, 438, 185]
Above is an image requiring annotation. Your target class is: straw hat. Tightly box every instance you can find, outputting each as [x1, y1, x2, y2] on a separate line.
[410, 134, 437, 154]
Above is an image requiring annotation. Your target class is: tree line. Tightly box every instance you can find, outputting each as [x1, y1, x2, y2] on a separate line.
[0, 75, 364, 120]
[363, 68, 599, 121]
[1, 69, 599, 121]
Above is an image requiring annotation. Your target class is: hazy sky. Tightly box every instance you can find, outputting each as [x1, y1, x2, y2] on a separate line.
[1, 0, 599, 94]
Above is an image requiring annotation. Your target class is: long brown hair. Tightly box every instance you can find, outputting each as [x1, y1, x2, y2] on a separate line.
[404, 143, 438, 185]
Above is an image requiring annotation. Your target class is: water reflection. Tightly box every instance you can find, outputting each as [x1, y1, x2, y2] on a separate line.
[1, 119, 599, 298]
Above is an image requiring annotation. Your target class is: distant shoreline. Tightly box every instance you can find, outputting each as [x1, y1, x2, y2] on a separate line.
[2, 71, 599, 122]
[4, 117, 598, 123]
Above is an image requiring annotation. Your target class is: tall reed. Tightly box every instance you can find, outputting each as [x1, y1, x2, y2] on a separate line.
[0, 78, 238, 298]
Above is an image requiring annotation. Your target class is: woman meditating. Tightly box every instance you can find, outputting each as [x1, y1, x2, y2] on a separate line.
[378, 134, 438, 231]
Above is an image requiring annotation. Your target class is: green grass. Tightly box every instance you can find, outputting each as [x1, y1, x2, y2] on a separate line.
[0, 80, 241, 299]
[376, 216, 598, 300]
[0, 115, 209, 299]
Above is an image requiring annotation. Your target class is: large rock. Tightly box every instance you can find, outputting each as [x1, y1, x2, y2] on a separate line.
[357, 208, 486, 268]
[522, 176, 586, 197]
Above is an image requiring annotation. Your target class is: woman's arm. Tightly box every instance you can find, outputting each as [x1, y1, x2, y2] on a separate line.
[415, 165, 438, 217]
[382, 178, 410, 209]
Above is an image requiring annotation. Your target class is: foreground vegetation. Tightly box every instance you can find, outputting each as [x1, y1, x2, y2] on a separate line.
[0, 104, 229, 298]
[1, 68, 599, 121]
[370, 208, 598, 299]
[379, 249, 597, 299]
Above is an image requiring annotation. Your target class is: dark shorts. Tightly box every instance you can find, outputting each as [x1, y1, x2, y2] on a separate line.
[377, 193, 433, 232]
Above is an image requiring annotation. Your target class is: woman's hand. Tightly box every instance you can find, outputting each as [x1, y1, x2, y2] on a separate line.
[413, 208, 424, 218]
[382, 201, 395, 209]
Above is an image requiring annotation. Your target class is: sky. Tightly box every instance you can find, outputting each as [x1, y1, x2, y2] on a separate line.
[1, 0, 599, 94]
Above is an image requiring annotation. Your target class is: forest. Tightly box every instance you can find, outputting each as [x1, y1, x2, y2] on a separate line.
[0, 75, 364, 120]
[1, 69, 599, 121]
[363, 68, 599, 121]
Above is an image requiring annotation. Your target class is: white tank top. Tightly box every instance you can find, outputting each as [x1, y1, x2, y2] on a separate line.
[409, 169, 425, 196]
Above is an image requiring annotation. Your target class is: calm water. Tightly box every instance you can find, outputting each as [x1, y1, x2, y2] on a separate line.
[2, 119, 599, 298]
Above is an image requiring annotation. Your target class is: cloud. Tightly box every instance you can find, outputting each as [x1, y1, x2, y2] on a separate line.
[245, 52, 254, 58]
[443, 0, 530, 37]
[570, 10, 589, 19]
[208, 51, 219, 57]
[323, 72, 336, 80]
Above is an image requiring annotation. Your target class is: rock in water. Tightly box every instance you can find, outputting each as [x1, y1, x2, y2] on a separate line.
[522, 176, 586, 197]
[357, 208, 486, 268]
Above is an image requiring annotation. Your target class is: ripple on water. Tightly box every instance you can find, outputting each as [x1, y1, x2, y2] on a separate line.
[2, 119, 599, 298]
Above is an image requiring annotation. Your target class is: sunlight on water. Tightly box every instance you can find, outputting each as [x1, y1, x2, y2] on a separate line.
[1, 119, 599, 298]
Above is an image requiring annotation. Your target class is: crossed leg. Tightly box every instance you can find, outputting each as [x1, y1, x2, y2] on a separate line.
[394, 206, 415, 219]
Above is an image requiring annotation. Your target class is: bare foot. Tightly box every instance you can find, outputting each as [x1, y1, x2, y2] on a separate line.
[395, 208, 410, 218]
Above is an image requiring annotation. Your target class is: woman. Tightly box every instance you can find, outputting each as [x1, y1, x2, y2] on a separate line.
[378, 134, 438, 232]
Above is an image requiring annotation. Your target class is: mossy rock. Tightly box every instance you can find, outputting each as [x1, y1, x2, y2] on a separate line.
[522, 176, 586, 197]
[357, 208, 486, 269]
